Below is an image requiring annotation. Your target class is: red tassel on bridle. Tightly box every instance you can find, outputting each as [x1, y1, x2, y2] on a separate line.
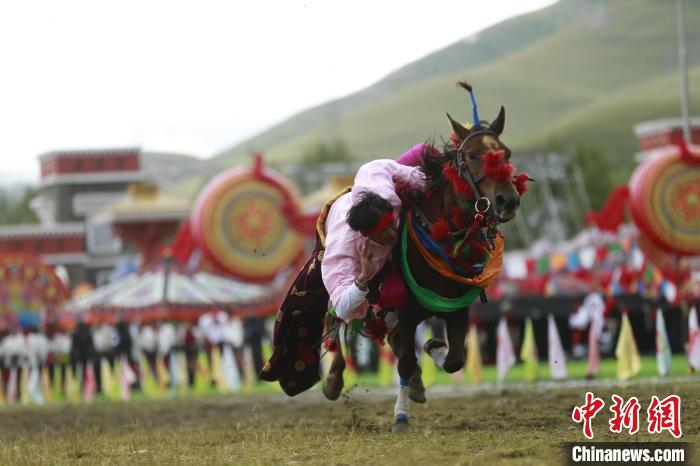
[443, 163, 475, 198]
[482, 151, 513, 181]
[514, 173, 532, 197]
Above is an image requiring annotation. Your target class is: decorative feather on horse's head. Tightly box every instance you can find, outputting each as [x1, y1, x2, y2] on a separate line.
[422, 81, 531, 225]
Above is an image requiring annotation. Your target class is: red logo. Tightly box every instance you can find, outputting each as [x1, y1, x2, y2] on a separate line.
[572, 393, 683, 439]
[647, 395, 682, 438]
[572, 391, 605, 439]
[608, 395, 641, 435]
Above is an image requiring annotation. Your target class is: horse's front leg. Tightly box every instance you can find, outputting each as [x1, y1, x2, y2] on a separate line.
[393, 301, 421, 433]
[442, 307, 470, 373]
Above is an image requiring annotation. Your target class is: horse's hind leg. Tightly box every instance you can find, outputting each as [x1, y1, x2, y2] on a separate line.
[322, 314, 345, 401]
[442, 308, 469, 373]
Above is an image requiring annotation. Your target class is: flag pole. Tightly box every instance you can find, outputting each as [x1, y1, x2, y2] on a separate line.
[677, 0, 692, 142]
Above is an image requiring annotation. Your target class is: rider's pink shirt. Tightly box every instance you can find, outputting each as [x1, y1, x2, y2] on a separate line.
[321, 153, 427, 321]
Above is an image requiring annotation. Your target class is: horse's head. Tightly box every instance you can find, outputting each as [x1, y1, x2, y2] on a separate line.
[441, 82, 526, 224]
[446, 109, 520, 223]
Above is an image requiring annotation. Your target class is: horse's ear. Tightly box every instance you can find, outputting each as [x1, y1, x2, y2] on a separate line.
[490, 106, 506, 135]
[446, 113, 470, 142]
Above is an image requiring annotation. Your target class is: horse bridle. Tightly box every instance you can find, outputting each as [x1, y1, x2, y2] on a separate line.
[455, 128, 499, 215]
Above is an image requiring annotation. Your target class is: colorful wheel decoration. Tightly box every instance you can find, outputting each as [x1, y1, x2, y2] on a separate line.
[0, 254, 69, 327]
[628, 145, 700, 256]
[191, 158, 305, 282]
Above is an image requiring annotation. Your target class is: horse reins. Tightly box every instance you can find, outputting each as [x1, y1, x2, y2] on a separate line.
[454, 128, 498, 220]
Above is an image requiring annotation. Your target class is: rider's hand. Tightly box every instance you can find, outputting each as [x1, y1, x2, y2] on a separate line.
[357, 239, 374, 287]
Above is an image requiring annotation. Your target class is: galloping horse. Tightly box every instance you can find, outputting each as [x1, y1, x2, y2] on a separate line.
[322, 82, 529, 432]
[390, 82, 527, 432]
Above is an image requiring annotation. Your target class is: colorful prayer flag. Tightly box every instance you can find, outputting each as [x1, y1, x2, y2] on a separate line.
[688, 306, 700, 371]
[466, 324, 482, 384]
[656, 309, 672, 377]
[615, 313, 641, 381]
[547, 314, 567, 380]
[496, 317, 516, 383]
[586, 314, 601, 377]
[520, 318, 539, 382]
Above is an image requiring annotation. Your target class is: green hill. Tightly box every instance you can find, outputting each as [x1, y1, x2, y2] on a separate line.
[212, 0, 700, 180]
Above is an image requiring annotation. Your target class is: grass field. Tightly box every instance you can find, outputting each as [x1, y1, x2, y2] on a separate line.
[0, 355, 697, 465]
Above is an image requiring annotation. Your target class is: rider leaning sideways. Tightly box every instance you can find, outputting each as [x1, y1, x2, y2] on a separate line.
[259, 143, 437, 399]
[320, 149, 434, 400]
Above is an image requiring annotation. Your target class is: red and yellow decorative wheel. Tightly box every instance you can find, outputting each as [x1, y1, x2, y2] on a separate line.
[629, 145, 700, 256]
[0, 253, 69, 325]
[191, 159, 305, 282]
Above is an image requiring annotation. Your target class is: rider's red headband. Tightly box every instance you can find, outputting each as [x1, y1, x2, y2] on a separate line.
[368, 211, 396, 236]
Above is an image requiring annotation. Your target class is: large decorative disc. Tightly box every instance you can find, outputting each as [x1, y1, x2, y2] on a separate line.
[0, 254, 69, 326]
[191, 163, 305, 282]
[629, 146, 700, 256]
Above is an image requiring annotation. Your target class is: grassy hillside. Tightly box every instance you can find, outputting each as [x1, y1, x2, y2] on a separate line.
[212, 0, 700, 172]
[519, 65, 700, 182]
[212, 0, 600, 166]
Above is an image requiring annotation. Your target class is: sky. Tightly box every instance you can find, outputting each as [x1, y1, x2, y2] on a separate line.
[0, 0, 557, 184]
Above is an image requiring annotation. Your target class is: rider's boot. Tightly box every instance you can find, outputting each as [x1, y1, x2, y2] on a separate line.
[322, 350, 345, 401]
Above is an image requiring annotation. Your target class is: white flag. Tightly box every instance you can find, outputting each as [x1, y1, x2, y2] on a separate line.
[548, 314, 568, 380]
[496, 317, 516, 383]
[6, 366, 17, 404]
[168, 353, 180, 389]
[28, 364, 44, 405]
[120, 354, 137, 401]
[586, 314, 601, 377]
[221, 344, 242, 391]
[656, 309, 672, 377]
[689, 306, 700, 371]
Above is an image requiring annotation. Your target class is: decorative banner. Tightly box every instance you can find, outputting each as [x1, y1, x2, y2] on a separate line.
[579, 247, 596, 270]
[566, 251, 580, 272]
[655, 309, 672, 377]
[496, 317, 516, 382]
[536, 257, 549, 274]
[586, 314, 601, 378]
[466, 324, 482, 384]
[83, 362, 96, 405]
[221, 345, 242, 392]
[615, 313, 641, 381]
[688, 307, 700, 371]
[547, 314, 567, 380]
[120, 355, 137, 401]
[549, 253, 567, 273]
[520, 318, 538, 382]
[191, 158, 305, 282]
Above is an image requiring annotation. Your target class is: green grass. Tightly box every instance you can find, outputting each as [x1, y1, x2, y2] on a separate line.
[0, 378, 696, 465]
[26, 353, 695, 407]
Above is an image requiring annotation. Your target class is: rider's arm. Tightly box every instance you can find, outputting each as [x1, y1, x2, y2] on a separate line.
[351, 159, 425, 211]
[322, 255, 368, 322]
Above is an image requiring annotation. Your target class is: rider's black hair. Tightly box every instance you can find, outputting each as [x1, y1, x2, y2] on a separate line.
[346, 191, 393, 234]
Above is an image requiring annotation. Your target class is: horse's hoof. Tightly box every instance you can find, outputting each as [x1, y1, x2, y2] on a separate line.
[322, 371, 344, 401]
[392, 417, 410, 434]
[408, 365, 426, 404]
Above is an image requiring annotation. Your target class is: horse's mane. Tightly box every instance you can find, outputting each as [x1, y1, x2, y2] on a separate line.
[420, 139, 453, 190]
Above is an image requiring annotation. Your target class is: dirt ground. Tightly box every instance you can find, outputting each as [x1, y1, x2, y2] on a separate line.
[0, 379, 697, 465]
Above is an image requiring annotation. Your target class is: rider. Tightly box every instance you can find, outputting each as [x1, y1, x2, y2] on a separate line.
[320, 146, 440, 400]
[258, 144, 437, 399]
